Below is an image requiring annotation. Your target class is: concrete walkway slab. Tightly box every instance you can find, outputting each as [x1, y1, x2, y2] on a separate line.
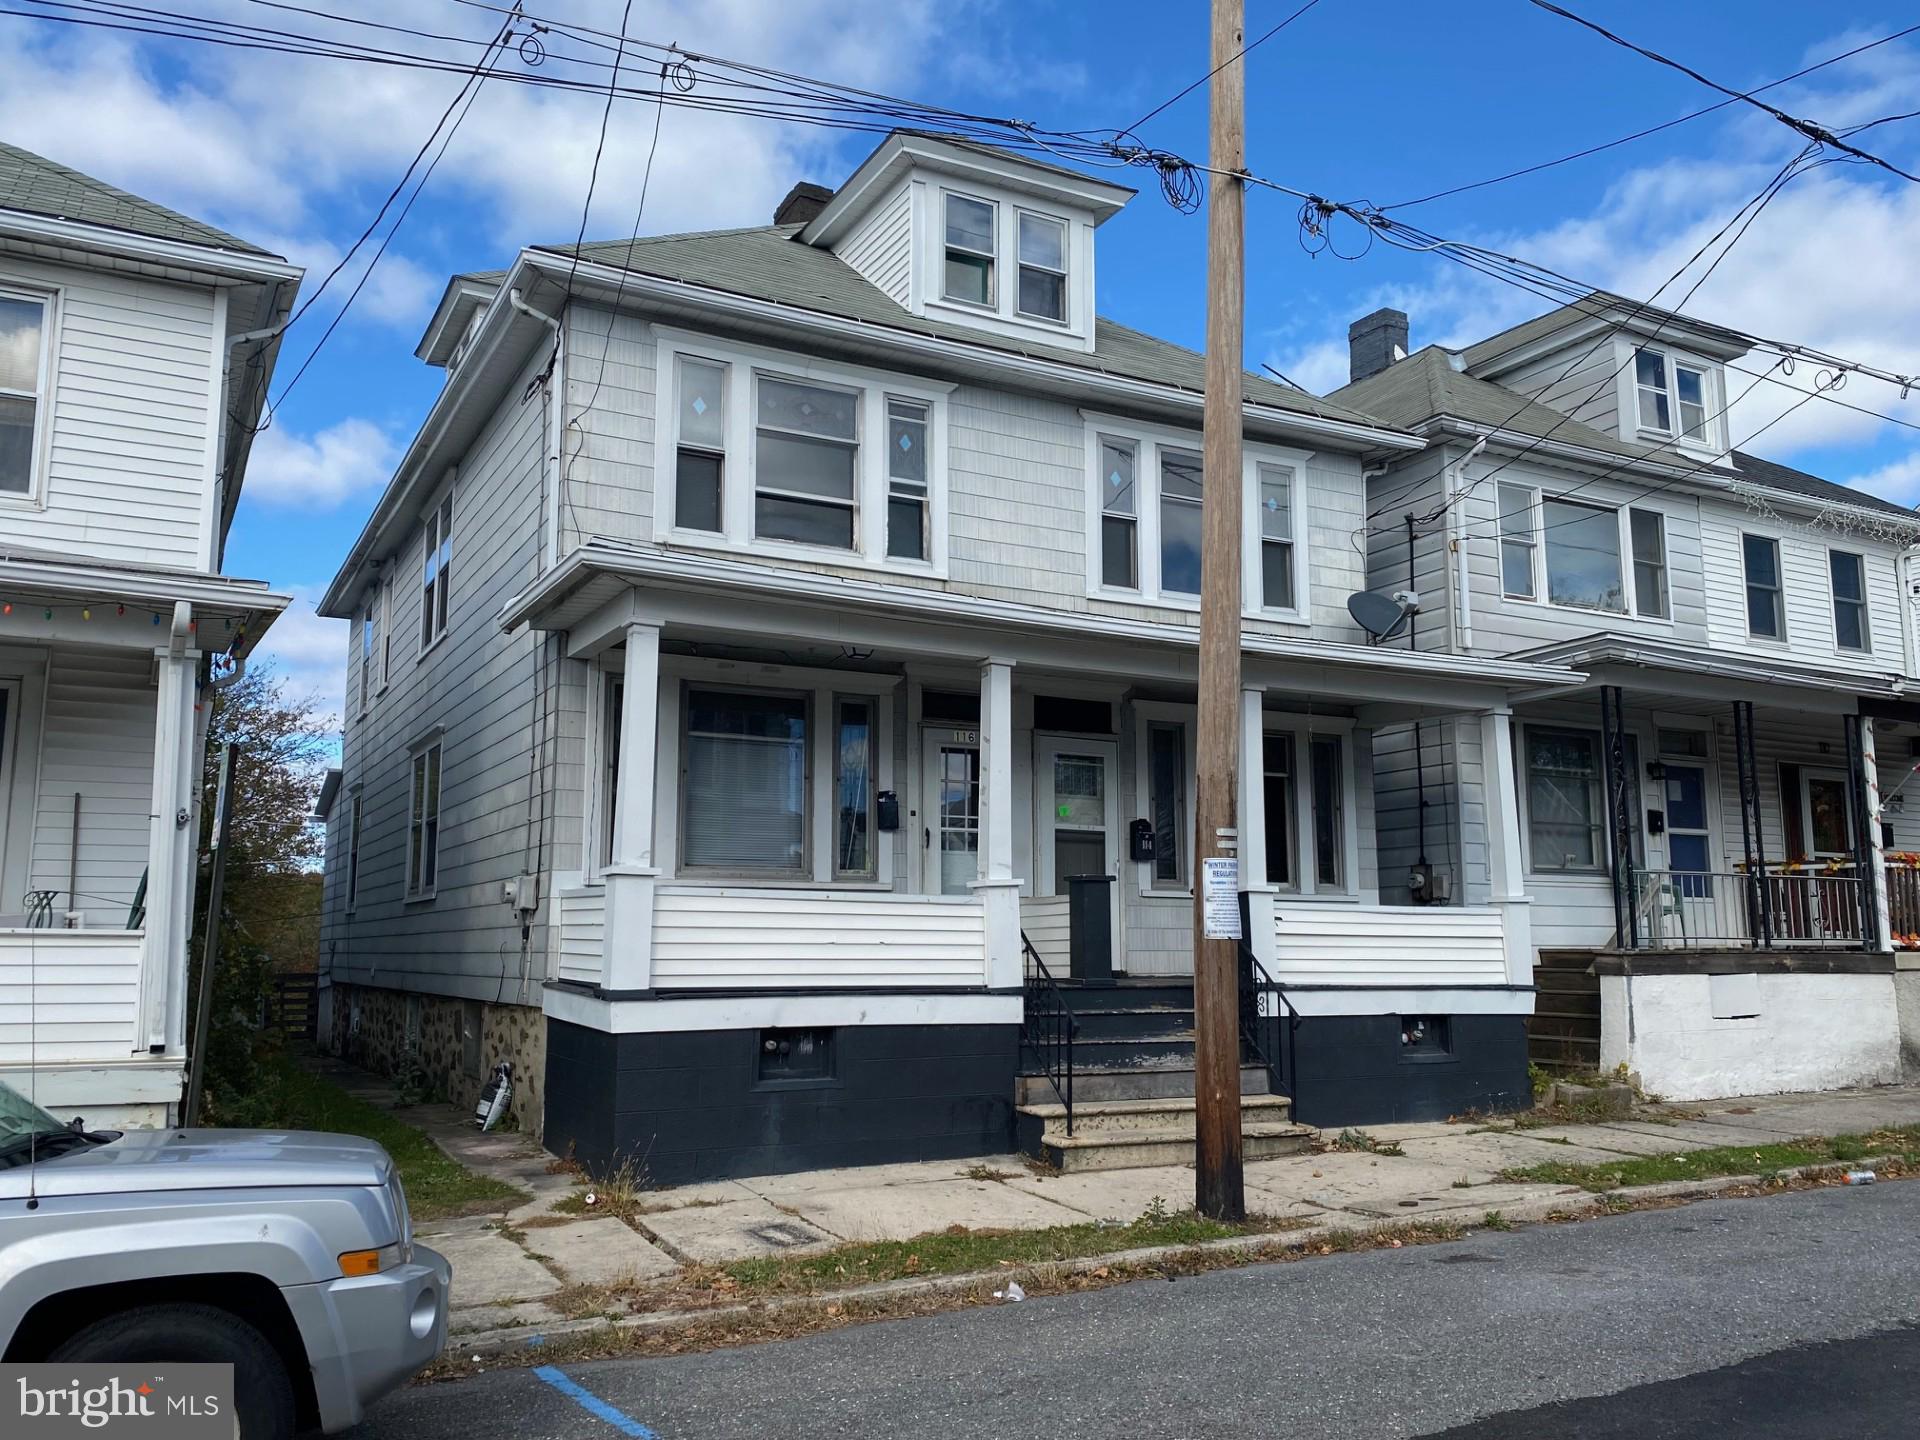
[739, 1157, 1029, 1201]
[1602, 1117, 1808, 1148]
[432, 1228, 563, 1304]
[1004, 1165, 1201, 1221]
[639, 1197, 840, 1261]
[1330, 1180, 1583, 1221]
[525, 1219, 676, 1286]
[1511, 1125, 1699, 1155]
[787, 1177, 1088, 1243]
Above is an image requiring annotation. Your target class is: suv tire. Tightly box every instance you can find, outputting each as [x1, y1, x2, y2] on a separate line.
[48, 1301, 296, 1440]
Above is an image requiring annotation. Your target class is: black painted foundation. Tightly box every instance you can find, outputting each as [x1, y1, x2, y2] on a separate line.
[544, 1018, 1020, 1184]
[1291, 1013, 1531, 1127]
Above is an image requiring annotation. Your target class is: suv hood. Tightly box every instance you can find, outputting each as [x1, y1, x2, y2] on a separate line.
[6, 1129, 393, 1199]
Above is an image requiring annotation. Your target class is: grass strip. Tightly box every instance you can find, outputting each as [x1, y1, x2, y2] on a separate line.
[1499, 1126, 1920, 1192]
[247, 1056, 525, 1219]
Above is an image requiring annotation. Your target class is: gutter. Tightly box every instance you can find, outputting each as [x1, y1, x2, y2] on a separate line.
[501, 541, 1588, 690]
[1521, 640, 1908, 699]
[0, 210, 304, 284]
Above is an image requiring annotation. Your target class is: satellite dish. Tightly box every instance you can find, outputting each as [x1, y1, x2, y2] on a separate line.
[1348, 589, 1413, 644]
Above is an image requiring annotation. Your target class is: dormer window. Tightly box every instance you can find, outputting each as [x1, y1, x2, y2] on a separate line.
[1016, 212, 1068, 323]
[1633, 347, 1711, 442]
[943, 194, 996, 307]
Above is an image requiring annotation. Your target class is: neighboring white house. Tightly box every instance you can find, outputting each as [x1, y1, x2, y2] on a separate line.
[1334, 299, 1920, 1102]
[0, 141, 296, 1126]
[315, 131, 1585, 1182]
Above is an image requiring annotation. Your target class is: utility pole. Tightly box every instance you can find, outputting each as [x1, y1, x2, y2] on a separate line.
[1193, 0, 1247, 1223]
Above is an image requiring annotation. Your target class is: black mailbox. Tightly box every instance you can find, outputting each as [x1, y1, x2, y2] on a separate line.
[1128, 818, 1156, 863]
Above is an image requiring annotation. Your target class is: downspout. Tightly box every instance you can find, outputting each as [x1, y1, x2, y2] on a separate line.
[1449, 436, 1489, 651]
[507, 288, 564, 571]
[1901, 547, 1920, 682]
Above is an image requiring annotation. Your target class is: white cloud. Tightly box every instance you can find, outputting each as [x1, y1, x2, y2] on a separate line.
[246, 418, 399, 509]
[253, 586, 348, 731]
[1850, 452, 1920, 508]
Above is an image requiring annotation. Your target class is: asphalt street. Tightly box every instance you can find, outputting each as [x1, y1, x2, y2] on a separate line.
[351, 1181, 1920, 1439]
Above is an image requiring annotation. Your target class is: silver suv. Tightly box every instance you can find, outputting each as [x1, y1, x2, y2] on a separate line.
[0, 1078, 450, 1437]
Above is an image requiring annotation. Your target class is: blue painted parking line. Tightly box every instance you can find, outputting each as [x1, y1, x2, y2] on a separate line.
[532, 1365, 660, 1438]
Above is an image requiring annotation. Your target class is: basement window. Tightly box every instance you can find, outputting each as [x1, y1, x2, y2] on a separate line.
[757, 1027, 835, 1084]
[1399, 1015, 1452, 1060]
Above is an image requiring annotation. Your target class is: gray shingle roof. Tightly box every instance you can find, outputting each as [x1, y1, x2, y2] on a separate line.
[1461, 291, 1750, 372]
[1728, 448, 1916, 520]
[475, 223, 1381, 427]
[0, 139, 272, 256]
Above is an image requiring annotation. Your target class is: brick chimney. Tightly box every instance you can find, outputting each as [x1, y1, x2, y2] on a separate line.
[774, 182, 834, 227]
[1349, 307, 1411, 383]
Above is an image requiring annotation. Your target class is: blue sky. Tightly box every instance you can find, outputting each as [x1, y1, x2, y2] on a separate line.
[4, 0, 1917, 720]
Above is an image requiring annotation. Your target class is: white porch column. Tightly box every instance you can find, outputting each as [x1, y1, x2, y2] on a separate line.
[973, 657, 1022, 991]
[603, 621, 661, 993]
[1862, 716, 1894, 952]
[137, 643, 197, 1054]
[1479, 706, 1534, 988]
[1237, 684, 1277, 965]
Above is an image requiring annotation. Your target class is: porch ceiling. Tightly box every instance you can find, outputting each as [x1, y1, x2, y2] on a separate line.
[503, 542, 1589, 713]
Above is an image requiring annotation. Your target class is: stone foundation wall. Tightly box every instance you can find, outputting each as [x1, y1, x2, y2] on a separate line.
[324, 982, 547, 1137]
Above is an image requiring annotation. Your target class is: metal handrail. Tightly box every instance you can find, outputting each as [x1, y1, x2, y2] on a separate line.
[1237, 941, 1300, 1102]
[1019, 932, 1077, 1136]
[1628, 866, 1866, 950]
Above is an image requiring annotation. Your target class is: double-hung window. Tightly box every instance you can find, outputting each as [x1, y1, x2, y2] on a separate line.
[682, 687, 808, 876]
[833, 697, 876, 878]
[674, 356, 726, 533]
[1830, 549, 1869, 652]
[1743, 533, 1784, 640]
[359, 591, 380, 714]
[1498, 483, 1538, 599]
[1256, 465, 1296, 611]
[1310, 735, 1345, 889]
[1016, 212, 1067, 323]
[346, 790, 364, 912]
[943, 194, 997, 307]
[1098, 437, 1138, 588]
[885, 398, 929, 562]
[1158, 448, 1204, 597]
[1543, 497, 1625, 613]
[0, 291, 47, 497]
[406, 740, 443, 898]
[1525, 727, 1604, 872]
[754, 376, 859, 550]
[420, 493, 453, 649]
[1634, 347, 1710, 441]
[1629, 508, 1669, 619]
[1263, 733, 1294, 887]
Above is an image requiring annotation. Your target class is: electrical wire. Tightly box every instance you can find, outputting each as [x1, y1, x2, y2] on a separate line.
[1123, 0, 1324, 135]
[1527, 0, 1920, 185]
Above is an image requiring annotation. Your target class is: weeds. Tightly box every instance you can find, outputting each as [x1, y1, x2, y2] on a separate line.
[1324, 1128, 1407, 1157]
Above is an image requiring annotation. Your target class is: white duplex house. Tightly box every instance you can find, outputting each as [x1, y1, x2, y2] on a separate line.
[316, 132, 1584, 1183]
[1333, 299, 1920, 1102]
[0, 141, 295, 1125]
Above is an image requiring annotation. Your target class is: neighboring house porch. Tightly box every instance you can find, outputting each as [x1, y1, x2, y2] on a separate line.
[1507, 636, 1913, 1099]
[0, 553, 284, 1125]
[505, 544, 1578, 1178]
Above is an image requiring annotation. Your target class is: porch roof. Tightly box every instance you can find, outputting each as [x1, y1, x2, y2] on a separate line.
[500, 541, 1588, 707]
[0, 546, 290, 639]
[1509, 632, 1912, 707]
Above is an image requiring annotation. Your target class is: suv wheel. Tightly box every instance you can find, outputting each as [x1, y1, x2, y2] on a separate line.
[48, 1302, 296, 1440]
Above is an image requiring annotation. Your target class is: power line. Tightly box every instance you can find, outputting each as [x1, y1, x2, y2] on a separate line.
[1124, 0, 1323, 135]
[1383, 21, 1920, 210]
[1527, 0, 1920, 185]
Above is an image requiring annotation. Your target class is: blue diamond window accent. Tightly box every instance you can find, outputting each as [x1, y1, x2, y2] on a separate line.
[690, 395, 707, 416]
[898, 433, 913, 451]
[1109, 472, 1124, 488]
[1265, 496, 1279, 510]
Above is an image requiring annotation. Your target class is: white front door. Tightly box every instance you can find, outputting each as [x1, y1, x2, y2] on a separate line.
[1035, 737, 1122, 952]
[922, 728, 981, 896]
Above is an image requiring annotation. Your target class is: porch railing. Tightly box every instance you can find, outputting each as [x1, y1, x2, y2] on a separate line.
[1628, 865, 1868, 950]
[1019, 932, 1076, 1135]
[1238, 941, 1299, 1103]
[1888, 860, 1920, 945]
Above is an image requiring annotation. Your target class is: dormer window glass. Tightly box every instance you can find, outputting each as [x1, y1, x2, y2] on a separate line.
[675, 356, 726, 534]
[1634, 348, 1671, 432]
[754, 375, 859, 550]
[1016, 212, 1068, 323]
[1675, 365, 1708, 440]
[885, 398, 929, 562]
[1158, 448, 1204, 596]
[0, 292, 47, 496]
[1635, 346, 1711, 442]
[943, 194, 997, 307]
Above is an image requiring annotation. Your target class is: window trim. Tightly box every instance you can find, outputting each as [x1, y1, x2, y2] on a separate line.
[0, 282, 57, 508]
[404, 734, 445, 902]
[1497, 483, 1673, 625]
[651, 329, 954, 577]
[1624, 341, 1721, 450]
[1828, 546, 1871, 654]
[1741, 531, 1787, 643]
[1013, 209, 1069, 326]
[1081, 411, 1313, 620]
[418, 488, 454, 656]
[1497, 482, 1538, 600]
[678, 681, 814, 880]
[941, 190, 998, 310]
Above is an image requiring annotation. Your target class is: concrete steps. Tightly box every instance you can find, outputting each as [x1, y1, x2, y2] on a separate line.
[1015, 1064, 1271, 1106]
[1017, 1093, 1315, 1173]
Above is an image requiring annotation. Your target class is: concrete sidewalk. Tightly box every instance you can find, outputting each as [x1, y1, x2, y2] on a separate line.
[307, 1061, 1920, 1347]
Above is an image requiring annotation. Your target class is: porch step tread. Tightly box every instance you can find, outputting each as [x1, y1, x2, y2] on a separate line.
[1038, 1122, 1317, 1172]
[1017, 1094, 1295, 1124]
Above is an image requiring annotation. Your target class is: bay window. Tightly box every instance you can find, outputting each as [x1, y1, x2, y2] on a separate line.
[682, 687, 808, 875]
[0, 290, 47, 496]
[754, 377, 859, 549]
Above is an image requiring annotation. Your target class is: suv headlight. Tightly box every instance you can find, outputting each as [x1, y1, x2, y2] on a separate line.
[385, 1167, 415, 1263]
